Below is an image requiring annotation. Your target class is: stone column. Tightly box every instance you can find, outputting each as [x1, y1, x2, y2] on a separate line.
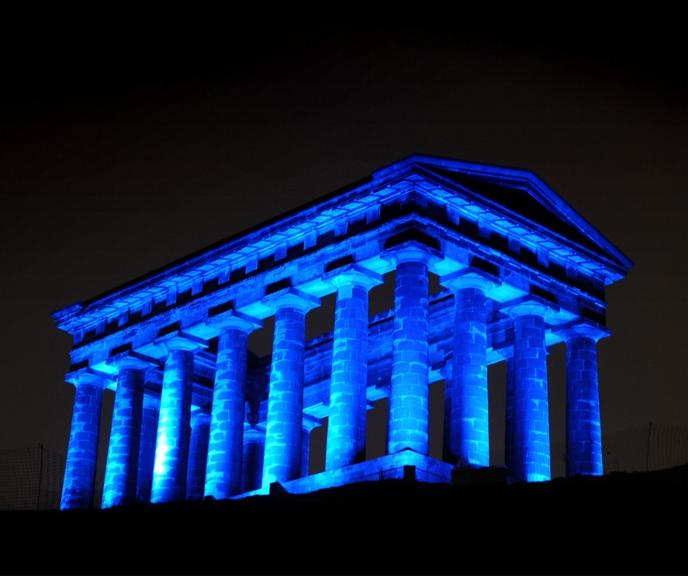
[509, 303, 551, 482]
[262, 291, 319, 489]
[565, 325, 607, 477]
[136, 392, 160, 503]
[205, 316, 259, 499]
[61, 373, 104, 510]
[151, 347, 194, 503]
[441, 273, 495, 468]
[504, 357, 515, 473]
[388, 245, 430, 455]
[325, 267, 381, 471]
[186, 412, 210, 500]
[242, 428, 264, 493]
[102, 367, 145, 508]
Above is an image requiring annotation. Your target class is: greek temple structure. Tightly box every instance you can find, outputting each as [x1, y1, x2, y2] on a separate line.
[53, 155, 631, 509]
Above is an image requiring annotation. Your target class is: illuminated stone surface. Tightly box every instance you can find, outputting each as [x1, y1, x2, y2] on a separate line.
[54, 155, 631, 509]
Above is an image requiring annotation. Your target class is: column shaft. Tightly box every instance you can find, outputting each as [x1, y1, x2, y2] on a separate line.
[512, 314, 551, 482]
[151, 349, 193, 503]
[505, 357, 515, 473]
[566, 336, 603, 476]
[205, 329, 249, 499]
[326, 283, 369, 470]
[242, 431, 264, 493]
[388, 260, 429, 454]
[186, 413, 210, 500]
[60, 380, 103, 510]
[262, 307, 306, 488]
[136, 393, 160, 503]
[448, 287, 489, 467]
[102, 368, 144, 508]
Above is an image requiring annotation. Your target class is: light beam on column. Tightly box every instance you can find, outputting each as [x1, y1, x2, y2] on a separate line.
[151, 345, 196, 503]
[102, 366, 145, 508]
[136, 391, 160, 503]
[186, 411, 210, 500]
[261, 289, 319, 489]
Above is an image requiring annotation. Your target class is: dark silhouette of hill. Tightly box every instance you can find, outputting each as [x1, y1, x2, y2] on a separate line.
[5, 465, 687, 575]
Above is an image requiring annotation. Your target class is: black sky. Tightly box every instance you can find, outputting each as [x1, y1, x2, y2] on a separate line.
[1, 17, 686, 477]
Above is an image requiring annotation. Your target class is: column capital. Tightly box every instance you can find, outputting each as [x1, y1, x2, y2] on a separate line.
[187, 310, 262, 340]
[107, 355, 153, 372]
[558, 321, 611, 343]
[65, 369, 107, 389]
[502, 298, 553, 320]
[386, 240, 439, 266]
[260, 287, 320, 316]
[441, 269, 499, 296]
[325, 264, 384, 292]
[155, 331, 207, 355]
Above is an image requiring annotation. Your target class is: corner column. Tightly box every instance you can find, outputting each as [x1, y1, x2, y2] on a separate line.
[151, 346, 195, 503]
[565, 324, 607, 477]
[61, 373, 105, 510]
[262, 291, 319, 489]
[205, 314, 260, 499]
[102, 366, 145, 508]
[388, 245, 430, 455]
[508, 303, 551, 482]
[441, 272, 496, 467]
[325, 266, 382, 471]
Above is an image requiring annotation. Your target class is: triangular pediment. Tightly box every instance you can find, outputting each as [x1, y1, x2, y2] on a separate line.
[372, 154, 632, 272]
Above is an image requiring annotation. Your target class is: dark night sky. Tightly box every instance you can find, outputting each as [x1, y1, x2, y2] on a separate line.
[1, 17, 686, 478]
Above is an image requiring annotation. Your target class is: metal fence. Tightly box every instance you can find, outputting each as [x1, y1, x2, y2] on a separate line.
[0, 446, 64, 510]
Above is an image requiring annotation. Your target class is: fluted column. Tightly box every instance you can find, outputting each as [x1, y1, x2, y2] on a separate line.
[205, 315, 259, 499]
[442, 272, 495, 467]
[61, 373, 104, 510]
[186, 412, 210, 500]
[136, 392, 160, 503]
[388, 245, 430, 455]
[262, 291, 319, 489]
[102, 367, 145, 508]
[509, 303, 551, 482]
[151, 347, 194, 503]
[326, 267, 382, 471]
[565, 324, 607, 477]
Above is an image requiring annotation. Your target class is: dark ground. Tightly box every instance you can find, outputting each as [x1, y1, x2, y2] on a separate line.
[5, 466, 687, 575]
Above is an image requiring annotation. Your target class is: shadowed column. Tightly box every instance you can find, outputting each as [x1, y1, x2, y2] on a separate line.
[151, 348, 194, 503]
[262, 291, 318, 489]
[205, 320, 258, 499]
[61, 373, 104, 510]
[510, 304, 551, 482]
[388, 246, 430, 455]
[136, 392, 160, 503]
[326, 267, 382, 470]
[186, 412, 210, 500]
[242, 428, 265, 492]
[102, 367, 144, 508]
[442, 272, 495, 467]
[566, 325, 607, 477]
[505, 357, 515, 473]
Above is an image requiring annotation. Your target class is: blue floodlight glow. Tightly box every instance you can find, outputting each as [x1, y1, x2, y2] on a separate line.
[54, 155, 631, 508]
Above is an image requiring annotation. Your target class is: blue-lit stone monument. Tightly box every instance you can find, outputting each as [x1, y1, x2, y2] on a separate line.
[53, 155, 631, 509]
